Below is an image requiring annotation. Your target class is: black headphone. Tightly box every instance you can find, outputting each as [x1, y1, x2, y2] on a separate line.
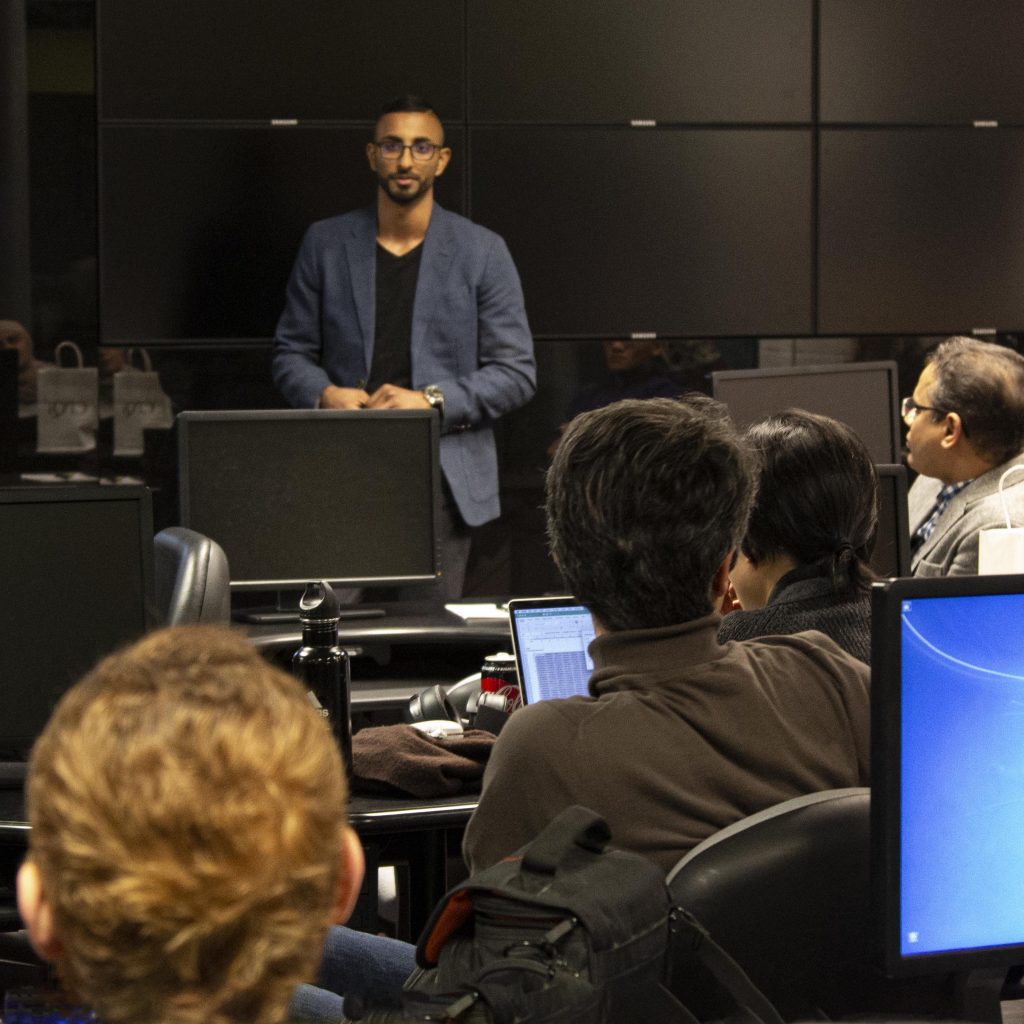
[404, 678, 512, 735]
[403, 684, 458, 725]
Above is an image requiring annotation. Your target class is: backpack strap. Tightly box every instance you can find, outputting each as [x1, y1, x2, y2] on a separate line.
[671, 909, 786, 1024]
[521, 805, 611, 873]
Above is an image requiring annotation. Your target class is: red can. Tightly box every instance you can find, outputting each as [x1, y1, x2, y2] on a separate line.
[480, 651, 521, 710]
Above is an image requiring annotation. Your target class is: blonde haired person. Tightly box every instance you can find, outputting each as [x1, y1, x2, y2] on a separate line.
[17, 625, 364, 1024]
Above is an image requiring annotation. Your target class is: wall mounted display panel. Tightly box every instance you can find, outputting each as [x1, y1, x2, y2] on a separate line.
[819, 129, 1024, 335]
[97, 0, 464, 121]
[820, 1, 1024, 124]
[468, 0, 811, 123]
[471, 127, 813, 338]
[98, 124, 465, 343]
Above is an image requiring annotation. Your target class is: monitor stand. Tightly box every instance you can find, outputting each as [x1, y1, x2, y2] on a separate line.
[232, 589, 386, 625]
[956, 964, 1024, 1024]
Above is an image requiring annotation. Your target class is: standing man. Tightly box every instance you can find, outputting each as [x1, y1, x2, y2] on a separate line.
[905, 336, 1024, 576]
[272, 96, 536, 599]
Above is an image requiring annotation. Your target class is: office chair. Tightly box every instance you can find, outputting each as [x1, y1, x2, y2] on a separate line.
[666, 788, 957, 1021]
[154, 527, 231, 626]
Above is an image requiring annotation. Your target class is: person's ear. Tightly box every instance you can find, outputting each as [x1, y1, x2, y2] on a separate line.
[366, 141, 380, 173]
[712, 553, 734, 600]
[16, 861, 63, 962]
[434, 146, 452, 179]
[330, 826, 366, 926]
[941, 411, 964, 449]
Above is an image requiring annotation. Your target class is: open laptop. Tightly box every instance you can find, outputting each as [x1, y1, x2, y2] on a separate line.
[507, 596, 596, 704]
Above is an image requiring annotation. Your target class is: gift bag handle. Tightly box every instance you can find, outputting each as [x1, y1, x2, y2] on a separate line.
[53, 340, 86, 368]
[123, 346, 153, 373]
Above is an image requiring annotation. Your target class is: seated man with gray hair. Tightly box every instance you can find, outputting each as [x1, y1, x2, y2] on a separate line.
[904, 336, 1024, 576]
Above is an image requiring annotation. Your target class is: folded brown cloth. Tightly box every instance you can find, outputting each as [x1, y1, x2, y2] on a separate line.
[351, 724, 496, 797]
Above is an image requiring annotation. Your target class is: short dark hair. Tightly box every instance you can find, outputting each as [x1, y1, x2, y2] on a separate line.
[377, 94, 442, 131]
[740, 410, 878, 595]
[927, 337, 1024, 465]
[546, 396, 756, 631]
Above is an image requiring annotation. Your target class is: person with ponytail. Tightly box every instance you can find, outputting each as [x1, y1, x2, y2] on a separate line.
[718, 409, 878, 663]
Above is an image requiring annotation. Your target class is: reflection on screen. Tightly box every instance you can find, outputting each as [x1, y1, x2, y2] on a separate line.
[899, 593, 1024, 957]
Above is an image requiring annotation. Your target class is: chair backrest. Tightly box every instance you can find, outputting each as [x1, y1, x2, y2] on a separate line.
[666, 788, 955, 1020]
[154, 526, 231, 626]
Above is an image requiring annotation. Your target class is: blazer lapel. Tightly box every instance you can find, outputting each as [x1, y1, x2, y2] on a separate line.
[411, 207, 455, 358]
[345, 210, 377, 373]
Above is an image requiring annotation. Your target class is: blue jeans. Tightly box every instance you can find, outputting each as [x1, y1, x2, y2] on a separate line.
[289, 926, 417, 1022]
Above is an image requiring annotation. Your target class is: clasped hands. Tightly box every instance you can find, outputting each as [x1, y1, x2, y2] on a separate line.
[320, 383, 430, 411]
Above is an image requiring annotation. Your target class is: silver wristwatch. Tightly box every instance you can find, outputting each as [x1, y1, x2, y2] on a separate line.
[423, 384, 444, 416]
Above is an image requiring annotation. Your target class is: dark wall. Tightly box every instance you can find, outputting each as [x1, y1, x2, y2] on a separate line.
[94, 0, 1024, 344]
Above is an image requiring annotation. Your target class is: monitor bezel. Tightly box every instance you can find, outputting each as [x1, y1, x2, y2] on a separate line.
[711, 360, 901, 465]
[871, 572, 1024, 977]
[0, 482, 157, 628]
[0, 483, 157, 756]
[872, 463, 911, 578]
[176, 408, 443, 589]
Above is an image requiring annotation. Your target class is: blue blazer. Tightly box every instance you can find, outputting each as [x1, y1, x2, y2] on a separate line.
[272, 205, 536, 526]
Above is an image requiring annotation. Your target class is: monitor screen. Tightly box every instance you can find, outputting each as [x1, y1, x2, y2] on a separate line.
[872, 464, 911, 579]
[0, 485, 155, 759]
[872, 573, 1024, 976]
[711, 361, 900, 464]
[468, 0, 811, 123]
[469, 126, 813, 338]
[97, 0, 465, 121]
[177, 410, 441, 588]
[98, 124, 465, 344]
[820, 0, 1024, 124]
[819, 129, 1024, 336]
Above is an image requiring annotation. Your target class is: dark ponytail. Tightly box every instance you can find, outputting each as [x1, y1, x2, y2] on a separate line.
[741, 410, 879, 596]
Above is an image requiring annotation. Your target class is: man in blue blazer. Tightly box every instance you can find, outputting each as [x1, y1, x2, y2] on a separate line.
[272, 96, 536, 598]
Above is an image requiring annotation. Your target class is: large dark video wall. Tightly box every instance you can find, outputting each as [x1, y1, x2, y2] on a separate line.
[97, 0, 1024, 344]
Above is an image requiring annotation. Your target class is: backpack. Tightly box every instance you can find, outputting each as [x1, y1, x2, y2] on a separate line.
[397, 806, 784, 1024]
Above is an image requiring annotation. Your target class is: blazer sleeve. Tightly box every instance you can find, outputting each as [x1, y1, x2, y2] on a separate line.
[434, 233, 536, 430]
[271, 226, 333, 409]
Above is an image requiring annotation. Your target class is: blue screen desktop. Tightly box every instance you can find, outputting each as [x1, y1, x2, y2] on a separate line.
[900, 592, 1024, 957]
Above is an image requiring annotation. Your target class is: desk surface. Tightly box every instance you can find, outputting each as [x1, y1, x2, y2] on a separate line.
[0, 788, 476, 842]
[246, 602, 511, 652]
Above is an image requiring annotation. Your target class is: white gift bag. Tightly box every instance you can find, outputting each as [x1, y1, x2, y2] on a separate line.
[112, 348, 174, 456]
[36, 341, 98, 453]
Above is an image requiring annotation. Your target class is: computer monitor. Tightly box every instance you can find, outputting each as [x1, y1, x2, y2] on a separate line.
[177, 409, 441, 590]
[872, 573, 1024, 984]
[871, 464, 911, 578]
[0, 484, 156, 759]
[711, 361, 901, 464]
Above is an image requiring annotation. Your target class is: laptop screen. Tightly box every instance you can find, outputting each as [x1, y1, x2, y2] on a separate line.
[508, 597, 596, 704]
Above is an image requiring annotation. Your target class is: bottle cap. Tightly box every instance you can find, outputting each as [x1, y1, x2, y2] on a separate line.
[298, 580, 341, 623]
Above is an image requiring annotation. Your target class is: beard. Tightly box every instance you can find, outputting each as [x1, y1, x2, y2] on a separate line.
[377, 169, 434, 206]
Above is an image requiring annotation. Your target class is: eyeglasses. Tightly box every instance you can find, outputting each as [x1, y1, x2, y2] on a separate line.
[374, 139, 444, 162]
[901, 396, 945, 424]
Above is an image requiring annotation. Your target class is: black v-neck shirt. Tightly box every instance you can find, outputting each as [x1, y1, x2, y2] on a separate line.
[368, 242, 423, 392]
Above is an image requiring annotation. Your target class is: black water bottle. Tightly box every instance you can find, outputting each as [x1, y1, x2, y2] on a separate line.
[292, 580, 352, 775]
